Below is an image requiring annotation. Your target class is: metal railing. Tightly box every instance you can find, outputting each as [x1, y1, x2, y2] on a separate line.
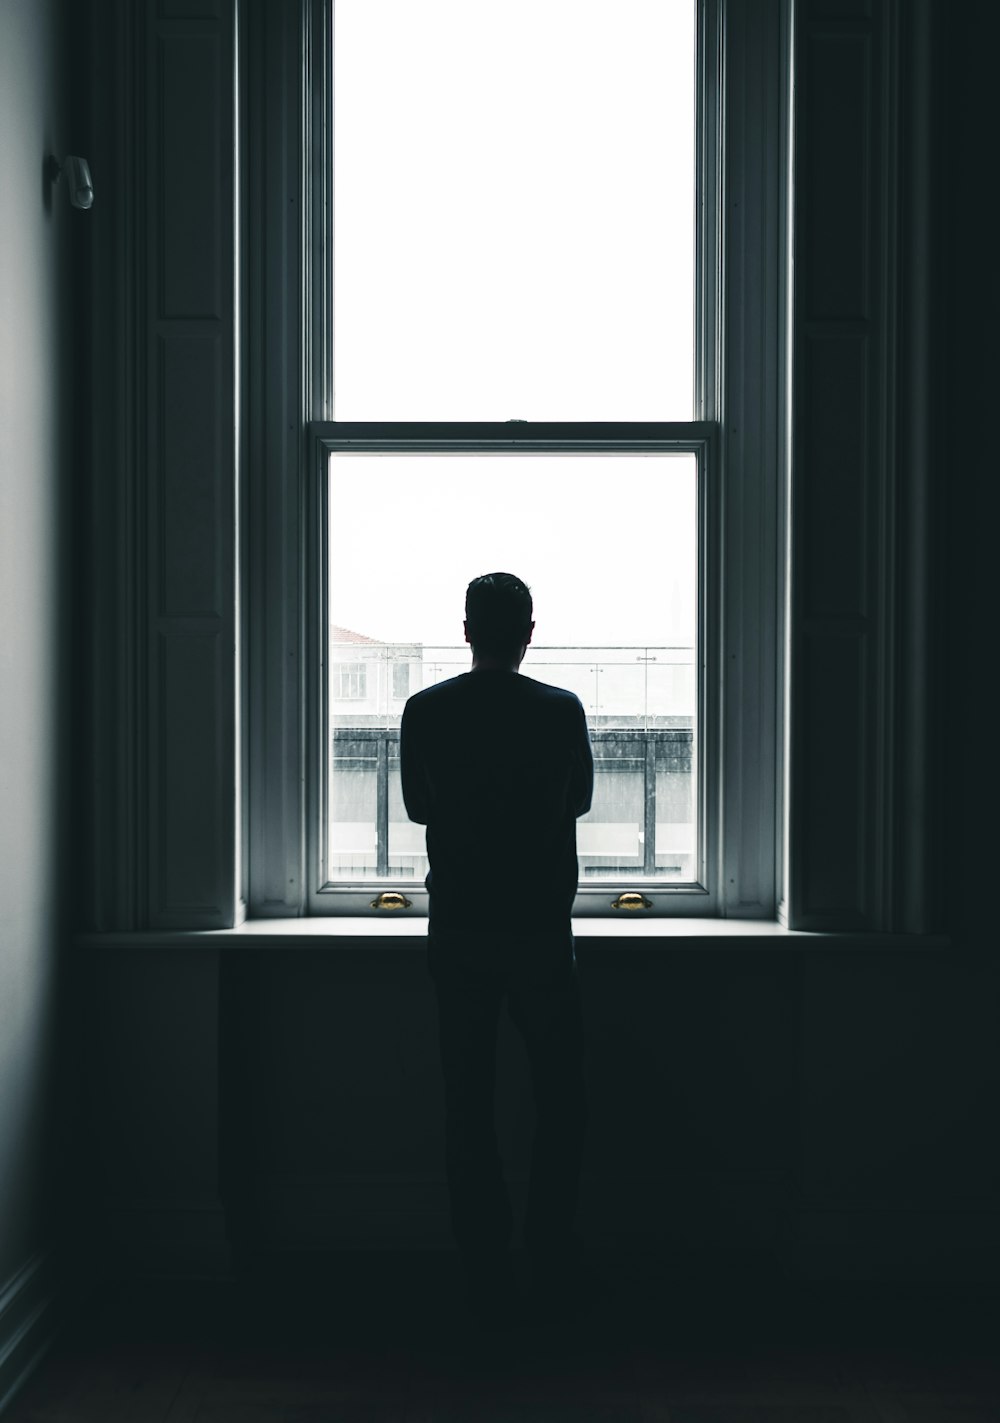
[330, 724, 693, 879]
[330, 643, 697, 728]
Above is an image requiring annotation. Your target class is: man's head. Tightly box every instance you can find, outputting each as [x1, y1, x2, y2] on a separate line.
[464, 572, 534, 666]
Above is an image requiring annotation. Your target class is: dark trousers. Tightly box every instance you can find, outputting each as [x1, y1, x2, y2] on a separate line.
[428, 929, 587, 1273]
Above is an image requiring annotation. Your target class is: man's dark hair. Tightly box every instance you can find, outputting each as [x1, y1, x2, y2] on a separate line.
[465, 572, 533, 659]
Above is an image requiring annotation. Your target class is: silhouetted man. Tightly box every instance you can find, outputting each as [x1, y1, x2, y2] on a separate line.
[400, 573, 594, 1327]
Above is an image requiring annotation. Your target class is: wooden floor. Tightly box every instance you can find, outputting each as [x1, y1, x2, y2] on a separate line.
[6, 1252, 1000, 1422]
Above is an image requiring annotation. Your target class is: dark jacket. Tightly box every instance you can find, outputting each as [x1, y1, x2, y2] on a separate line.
[400, 670, 594, 932]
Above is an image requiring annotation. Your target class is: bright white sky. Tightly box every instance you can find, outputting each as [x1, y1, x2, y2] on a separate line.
[333, 0, 695, 421]
[330, 1, 697, 653]
[329, 453, 697, 647]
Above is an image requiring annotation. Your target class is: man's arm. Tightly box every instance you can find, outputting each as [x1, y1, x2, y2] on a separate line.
[570, 698, 594, 817]
[399, 698, 430, 825]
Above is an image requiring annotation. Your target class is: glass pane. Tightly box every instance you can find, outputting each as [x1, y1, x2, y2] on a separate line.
[328, 737, 378, 878]
[333, 0, 695, 420]
[327, 452, 698, 887]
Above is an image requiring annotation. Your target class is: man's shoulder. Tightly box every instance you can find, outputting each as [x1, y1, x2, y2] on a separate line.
[517, 675, 585, 713]
[403, 675, 469, 714]
[404, 672, 584, 722]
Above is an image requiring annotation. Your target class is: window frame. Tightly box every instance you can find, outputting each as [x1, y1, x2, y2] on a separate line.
[244, 0, 787, 923]
[306, 422, 720, 918]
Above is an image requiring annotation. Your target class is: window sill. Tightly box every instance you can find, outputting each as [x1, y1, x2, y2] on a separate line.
[75, 919, 952, 951]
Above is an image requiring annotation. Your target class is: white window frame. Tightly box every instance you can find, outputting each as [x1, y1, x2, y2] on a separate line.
[245, 0, 788, 923]
[306, 424, 720, 917]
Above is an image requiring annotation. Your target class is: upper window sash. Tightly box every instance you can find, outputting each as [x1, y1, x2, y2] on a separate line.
[305, 0, 722, 425]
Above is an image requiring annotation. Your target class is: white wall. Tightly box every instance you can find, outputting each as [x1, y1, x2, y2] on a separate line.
[0, 0, 74, 1286]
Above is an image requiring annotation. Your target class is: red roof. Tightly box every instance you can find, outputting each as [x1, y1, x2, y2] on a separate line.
[330, 624, 380, 645]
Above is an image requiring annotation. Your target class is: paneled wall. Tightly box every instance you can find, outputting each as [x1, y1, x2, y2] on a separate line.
[88, 0, 238, 930]
[786, 0, 936, 931]
[82, 930, 1000, 1280]
[86, 939, 804, 1269]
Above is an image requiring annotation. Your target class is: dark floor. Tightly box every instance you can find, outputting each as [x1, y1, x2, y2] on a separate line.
[7, 1251, 1000, 1422]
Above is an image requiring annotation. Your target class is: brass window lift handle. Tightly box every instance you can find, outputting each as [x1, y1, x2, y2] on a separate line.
[370, 892, 413, 911]
[611, 892, 653, 911]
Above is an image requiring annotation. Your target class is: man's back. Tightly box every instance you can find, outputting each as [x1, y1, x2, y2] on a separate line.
[404, 576, 592, 1322]
[400, 670, 593, 932]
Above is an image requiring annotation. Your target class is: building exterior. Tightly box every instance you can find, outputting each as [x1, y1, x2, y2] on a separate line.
[329, 631, 697, 884]
[330, 627, 424, 723]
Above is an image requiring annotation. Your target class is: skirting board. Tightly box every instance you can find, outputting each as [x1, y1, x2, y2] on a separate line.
[0, 1250, 60, 1417]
